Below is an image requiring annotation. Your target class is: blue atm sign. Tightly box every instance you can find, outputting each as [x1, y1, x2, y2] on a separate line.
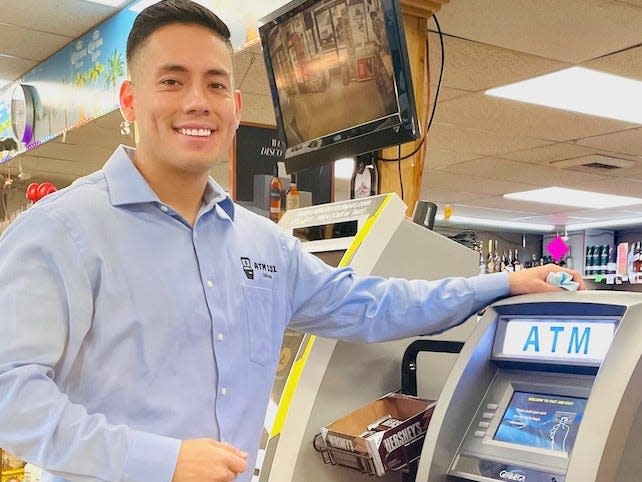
[501, 320, 616, 363]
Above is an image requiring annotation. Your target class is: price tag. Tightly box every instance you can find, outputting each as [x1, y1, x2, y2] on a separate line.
[606, 274, 615, 285]
[595, 275, 604, 283]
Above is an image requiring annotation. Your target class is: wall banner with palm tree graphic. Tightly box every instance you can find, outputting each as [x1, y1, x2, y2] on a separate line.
[0, 0, 292, 163]
[0, 7, 136, 162]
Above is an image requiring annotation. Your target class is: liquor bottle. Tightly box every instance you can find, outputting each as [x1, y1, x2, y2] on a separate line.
[350, 154, 379, 199]
[269, 163, 282, 222]
[513, 248, 522, 271]
[608, 244, 617, 275]
[286, 173, 300, 211]
[633, 241, 642, 273]
[593, 245, 602, 274]
[506, 250, 514, 272]
[565, 246, 574, 270]
[493, 241, 500, 273]
[478, 249, 487, 275]
[585, 246, 592, 276]
[486, 240, 495, 273]
[600, 244, 611, 274]
[628, 243, 635, 275]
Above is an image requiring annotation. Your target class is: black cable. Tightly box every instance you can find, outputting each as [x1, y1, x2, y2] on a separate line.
[446, 229, 479, 250]
[376, 13, 445, 163]
[397, 144, 404, 200]
[427, 14, 444, 131]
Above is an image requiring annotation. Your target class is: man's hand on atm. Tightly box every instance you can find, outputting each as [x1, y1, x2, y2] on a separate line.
[173, 438, 248, 482]
[508, 264, 586, 295]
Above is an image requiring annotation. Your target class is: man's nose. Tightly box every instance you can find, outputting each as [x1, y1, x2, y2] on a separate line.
[183, 84, 211, 114]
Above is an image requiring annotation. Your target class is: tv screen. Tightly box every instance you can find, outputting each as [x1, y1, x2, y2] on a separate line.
[493, 391, 587, 454]
[258, 0, 420, 172]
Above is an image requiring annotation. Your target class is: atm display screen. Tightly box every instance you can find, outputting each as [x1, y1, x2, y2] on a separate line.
[494, 391, 587, 453]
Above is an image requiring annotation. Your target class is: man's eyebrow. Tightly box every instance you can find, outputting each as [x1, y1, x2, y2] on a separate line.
[155, 64, 231, 77]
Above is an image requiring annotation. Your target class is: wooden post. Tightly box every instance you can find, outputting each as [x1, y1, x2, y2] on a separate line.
[378, 0, 448, 216]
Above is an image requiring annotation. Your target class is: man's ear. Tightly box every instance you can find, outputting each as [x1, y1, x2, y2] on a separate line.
[119, 80, 135, 122]
[234, 89, 243, 130]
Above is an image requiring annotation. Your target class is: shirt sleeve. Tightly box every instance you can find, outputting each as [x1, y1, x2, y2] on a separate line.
[282, 234, 510, 341]
[0, 208, 180, 482]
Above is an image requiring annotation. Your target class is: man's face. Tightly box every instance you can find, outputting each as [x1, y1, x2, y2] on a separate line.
[120, 23, 242, 177]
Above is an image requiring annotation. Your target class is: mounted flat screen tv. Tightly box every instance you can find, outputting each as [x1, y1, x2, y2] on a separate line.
[258, 0, 420, 173]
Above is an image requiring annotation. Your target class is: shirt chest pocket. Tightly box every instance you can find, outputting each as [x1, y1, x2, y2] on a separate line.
[242, 285, 275, 367]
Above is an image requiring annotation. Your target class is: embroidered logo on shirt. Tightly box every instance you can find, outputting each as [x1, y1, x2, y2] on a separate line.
[240, 257, 278, 280]
[241, 257, 254, 279]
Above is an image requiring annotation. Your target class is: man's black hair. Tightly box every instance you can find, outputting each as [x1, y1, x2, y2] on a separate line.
[126, 0, 232, 69]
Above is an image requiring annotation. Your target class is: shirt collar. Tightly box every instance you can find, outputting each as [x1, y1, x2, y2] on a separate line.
[102, 145, 235, 221]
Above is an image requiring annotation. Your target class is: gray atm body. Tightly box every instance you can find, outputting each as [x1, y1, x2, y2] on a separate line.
[416, 291, 642, 482]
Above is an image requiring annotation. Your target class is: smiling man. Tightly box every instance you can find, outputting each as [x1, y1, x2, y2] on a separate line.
[0, 2, 584, 482]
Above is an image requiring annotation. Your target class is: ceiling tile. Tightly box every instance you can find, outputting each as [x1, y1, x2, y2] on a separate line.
[422, 170, 541, 196]
[415, 189, 483, 204]
[0, 24, 70, 61]
[0, 55, 37, 80]
[501, 142, 612, 165]
[576, 128, 642, 157]
[572, 177, 642, 197]
[427, 32, 568, 92]
[436, 0, 642, 63]
[470, 195, 581, 215]
[4, 0, 118, 36]
[425, 147, 481, 170]
[444, 157, 611, 187]
[434, 92, 633, 143]
[584, 45, 642, 81]
[427, 122, 551, 157]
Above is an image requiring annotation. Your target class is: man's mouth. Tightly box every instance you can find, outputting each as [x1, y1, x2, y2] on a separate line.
[177, 128, 212, 137]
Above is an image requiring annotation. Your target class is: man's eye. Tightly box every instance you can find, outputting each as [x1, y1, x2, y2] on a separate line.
[162, 79, 180, 86]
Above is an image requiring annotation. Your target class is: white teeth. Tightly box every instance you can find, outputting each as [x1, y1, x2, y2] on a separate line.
[179, 128, 211, 137]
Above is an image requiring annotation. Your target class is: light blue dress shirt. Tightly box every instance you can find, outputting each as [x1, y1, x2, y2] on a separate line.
[0, 146, 509, 482]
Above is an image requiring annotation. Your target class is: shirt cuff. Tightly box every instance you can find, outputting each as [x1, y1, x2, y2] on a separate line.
[470, 271, 510, 309]
[123, 429, 181, 482]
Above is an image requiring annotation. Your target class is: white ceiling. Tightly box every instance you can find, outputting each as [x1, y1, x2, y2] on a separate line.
[1, 0, 642, 232]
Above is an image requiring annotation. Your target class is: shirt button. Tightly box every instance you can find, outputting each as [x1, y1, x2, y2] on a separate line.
[221, 387, 227, 396]
[217, 333, 224, 342]
[207, 280, 214, 288]
[160, 205, 168, 212]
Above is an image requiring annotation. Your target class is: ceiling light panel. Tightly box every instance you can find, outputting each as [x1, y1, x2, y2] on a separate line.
[504, 187, 642, 209]
[486, 67, 642, 125]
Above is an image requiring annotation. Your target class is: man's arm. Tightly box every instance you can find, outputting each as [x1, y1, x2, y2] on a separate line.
[0, 208, 180, 482]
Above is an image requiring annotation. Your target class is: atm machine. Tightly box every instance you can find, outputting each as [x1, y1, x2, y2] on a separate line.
[253, 193, 479, 482]
[416, 291, 642, 482]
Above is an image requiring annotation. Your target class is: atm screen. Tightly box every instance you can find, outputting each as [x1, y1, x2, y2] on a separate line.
[494, 391, 587, 453]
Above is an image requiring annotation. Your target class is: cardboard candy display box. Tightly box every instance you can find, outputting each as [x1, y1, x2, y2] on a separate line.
[315, 392, 436, 477]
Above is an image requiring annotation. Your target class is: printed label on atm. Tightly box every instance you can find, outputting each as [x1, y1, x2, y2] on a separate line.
[476, 459, 566, 482]
[501, 319, 615, 363]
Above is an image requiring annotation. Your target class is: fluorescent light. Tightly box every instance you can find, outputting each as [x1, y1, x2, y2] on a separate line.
[504, 187, 642, 209]
[567, 217, 642, 231]
[83, 0, 129, 6]
[435, 214, 555, 233]
[334, 157, 354, 180]
[486, 66, 642, 124]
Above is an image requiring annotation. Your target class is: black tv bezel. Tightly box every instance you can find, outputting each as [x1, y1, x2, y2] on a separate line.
[258, 0, 421, 173]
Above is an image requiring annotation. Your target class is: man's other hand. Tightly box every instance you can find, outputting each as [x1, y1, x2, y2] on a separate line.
[173, 438, 248, 482]
[508, 264, 586, 295]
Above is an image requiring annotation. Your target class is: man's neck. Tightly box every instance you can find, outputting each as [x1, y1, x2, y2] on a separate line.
[132, 155, 209, 226]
